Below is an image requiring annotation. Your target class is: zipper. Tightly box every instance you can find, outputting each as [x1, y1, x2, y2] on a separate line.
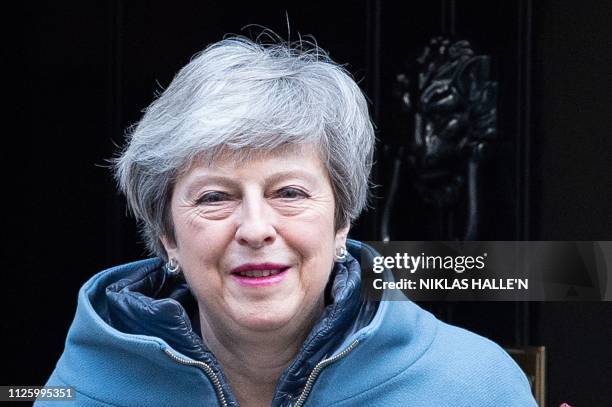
[292, 339, 360, 407]
[163, 348, 229, 407]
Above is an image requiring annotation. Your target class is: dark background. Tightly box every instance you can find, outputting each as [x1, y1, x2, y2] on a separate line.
[5, 1, 612, 405]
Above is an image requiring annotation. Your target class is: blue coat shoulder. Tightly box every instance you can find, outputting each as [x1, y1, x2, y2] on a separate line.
[305, 299, 537, 407]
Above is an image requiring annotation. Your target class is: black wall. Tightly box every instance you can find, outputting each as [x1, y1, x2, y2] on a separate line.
[531, 2, 612, 405]
[6, 1, 611, 405]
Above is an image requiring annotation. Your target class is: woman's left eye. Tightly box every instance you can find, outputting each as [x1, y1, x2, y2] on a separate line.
[276, 187, 309, 199]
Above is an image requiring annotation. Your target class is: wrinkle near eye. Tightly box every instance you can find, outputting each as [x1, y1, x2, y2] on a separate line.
[177, 198, 235, 223]
[194, 204, 236, 221]
[271, 193, 333, 218]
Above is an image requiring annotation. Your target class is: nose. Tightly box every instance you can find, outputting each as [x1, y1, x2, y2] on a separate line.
[235, 194, 277, 249]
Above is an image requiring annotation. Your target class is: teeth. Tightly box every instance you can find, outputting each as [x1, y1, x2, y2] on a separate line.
[237, 269, 283, 277]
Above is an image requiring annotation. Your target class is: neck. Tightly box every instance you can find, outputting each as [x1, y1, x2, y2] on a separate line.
[198, 300, 324, 407]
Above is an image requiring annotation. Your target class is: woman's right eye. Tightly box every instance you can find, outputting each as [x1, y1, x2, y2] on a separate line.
[196, 192, 229, 204]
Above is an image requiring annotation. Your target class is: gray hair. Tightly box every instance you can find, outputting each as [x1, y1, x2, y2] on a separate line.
[113, 36, 375, 260]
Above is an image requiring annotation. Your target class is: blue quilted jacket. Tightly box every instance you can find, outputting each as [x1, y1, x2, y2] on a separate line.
[38, 240, 537, 406]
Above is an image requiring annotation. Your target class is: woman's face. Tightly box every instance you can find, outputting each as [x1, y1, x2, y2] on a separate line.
[163, 144, 349, 335]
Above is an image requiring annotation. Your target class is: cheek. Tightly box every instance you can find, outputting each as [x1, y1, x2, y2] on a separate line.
[279, 214, 335, 256]
[277, 197, 337, 265]
[279, 218, 336, 281]
[174, 202, 232, 238]
[173, 221, 230, 300]
[173, 214, 235, 269]
[284, 198, 336, 233]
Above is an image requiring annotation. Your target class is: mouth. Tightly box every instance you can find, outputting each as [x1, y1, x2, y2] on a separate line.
[234, 269, 286, 277]
[230, 263, 290, 286]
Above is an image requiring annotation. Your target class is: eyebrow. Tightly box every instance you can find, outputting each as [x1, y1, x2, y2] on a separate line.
[264, 170, 320, 186]
[183, 175, 239, 198]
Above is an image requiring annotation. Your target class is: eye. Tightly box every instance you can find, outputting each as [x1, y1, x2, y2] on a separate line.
[195, 191, 230, 204]
[275, 187, 309, 200]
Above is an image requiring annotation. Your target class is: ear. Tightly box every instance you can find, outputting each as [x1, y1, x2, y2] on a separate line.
[334, 222, 350, 248]
[160, 235, 179, 261]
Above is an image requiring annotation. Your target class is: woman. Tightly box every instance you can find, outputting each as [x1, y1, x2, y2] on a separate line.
[40, 37, 536, 406]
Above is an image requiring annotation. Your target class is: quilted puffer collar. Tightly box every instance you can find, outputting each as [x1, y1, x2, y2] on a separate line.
[102, 239, 375, 406]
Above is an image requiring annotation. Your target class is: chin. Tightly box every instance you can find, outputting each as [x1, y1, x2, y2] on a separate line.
[236, 310, 295, 332]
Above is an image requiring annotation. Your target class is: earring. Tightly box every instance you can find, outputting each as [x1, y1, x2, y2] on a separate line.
[165, 258, 181, 276]
[335, 246, 347, 262]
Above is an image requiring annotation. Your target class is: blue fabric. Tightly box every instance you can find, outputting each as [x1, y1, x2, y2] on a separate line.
[38, 240, 537, 406]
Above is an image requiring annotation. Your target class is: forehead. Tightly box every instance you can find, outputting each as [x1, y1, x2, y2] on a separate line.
[178, 143, 329, 182]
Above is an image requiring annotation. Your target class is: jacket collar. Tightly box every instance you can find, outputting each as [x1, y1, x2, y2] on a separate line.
[102, 239, 377, 405]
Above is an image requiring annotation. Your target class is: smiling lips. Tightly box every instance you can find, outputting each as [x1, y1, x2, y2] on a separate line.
[230, 263, 290, 287]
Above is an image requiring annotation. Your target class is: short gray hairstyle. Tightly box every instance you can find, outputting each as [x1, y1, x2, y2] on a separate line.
[113, 36, 375, 260]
